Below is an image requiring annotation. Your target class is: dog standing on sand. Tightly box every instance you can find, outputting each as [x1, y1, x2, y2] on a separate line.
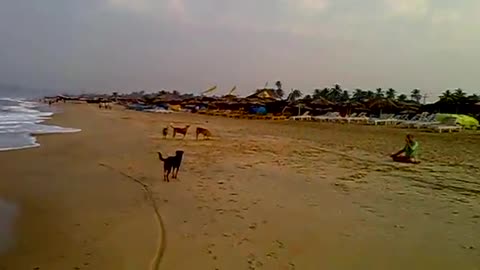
[157, 151, 184, 182]
[162, 127, 169, 139]
[196, 127, 212, 140]
[170, 124, 190, 139]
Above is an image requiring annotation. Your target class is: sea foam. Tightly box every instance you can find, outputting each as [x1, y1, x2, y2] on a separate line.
[0, 98, 80, 152]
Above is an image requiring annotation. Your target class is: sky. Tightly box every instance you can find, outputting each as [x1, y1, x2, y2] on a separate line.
[1, 0, 480, 98]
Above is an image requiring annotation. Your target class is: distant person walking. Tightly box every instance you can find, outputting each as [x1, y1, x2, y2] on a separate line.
[390, 134, 420, 164]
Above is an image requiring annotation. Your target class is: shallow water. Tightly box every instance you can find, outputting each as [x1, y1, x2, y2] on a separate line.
[0, 98, 81, 151]
[0, 199, 17, 254]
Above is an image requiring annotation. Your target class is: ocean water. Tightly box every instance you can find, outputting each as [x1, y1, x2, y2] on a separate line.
[0, 97, 81, 152]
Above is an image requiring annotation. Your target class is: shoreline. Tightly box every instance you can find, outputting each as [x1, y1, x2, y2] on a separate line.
[0, 103, 479, 269]
[0, 99, 81, 152]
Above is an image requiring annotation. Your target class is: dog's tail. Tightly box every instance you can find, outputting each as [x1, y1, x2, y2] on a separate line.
[157, 152, 166, 161]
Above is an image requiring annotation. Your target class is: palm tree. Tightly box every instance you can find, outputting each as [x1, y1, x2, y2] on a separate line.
[321, 88, 330, 98]
[386, 88, 396, 99]
[275, 89, 284, 99]
[439, 89, 454, 103]
[352, 89, 365, 101]
[439, 89, 466, 113]
[411, 89, 422, 103]
[287, 89, 303, 102]
[340, 90, 350, 101]
[328, 85, 343, 102]
[467, 94, 480, 103]
[453, 88, 467, 101]
[375, 88, 384, 98]
[397, 94, 408, 102]
[275, 81, 284, 99]
[275, 81, 282, 90]
[312, 88, 330, 99]
[365, 90, 375, 100]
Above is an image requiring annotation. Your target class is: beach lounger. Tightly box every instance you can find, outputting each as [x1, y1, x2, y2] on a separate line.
[144, 108, 173, 114]
[368, 114, 397, 125]
[427, 117, 463, 133]
[291, 112, 312, 121]
[333, 113, 356, 124]
[347, 112, 369, 124]
[313, 112, 340, 122]
[396, 112, 430, 128]
[412, 114, 440, 129]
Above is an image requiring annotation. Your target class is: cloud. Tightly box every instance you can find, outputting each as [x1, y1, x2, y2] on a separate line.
[105, 0, 191, 23]
[385, 0, 430, 17]
[105, 0, 330, 33]
[168, 0, 188, 20]
[294, 0, 329, 11]
[107, 0, 151, 13]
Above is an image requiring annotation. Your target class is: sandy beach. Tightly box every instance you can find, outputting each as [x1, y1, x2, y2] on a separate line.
[1, 103, 479, 270]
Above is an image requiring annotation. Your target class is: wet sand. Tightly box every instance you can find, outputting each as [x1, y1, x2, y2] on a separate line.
[0, 103, 479, 269]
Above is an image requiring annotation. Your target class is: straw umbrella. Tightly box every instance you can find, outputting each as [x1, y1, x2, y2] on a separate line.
[310, 97, 333, 107]
[341, 100, 365, 115]
[293, 103, 313, 116]
[368, 98, 398, 116]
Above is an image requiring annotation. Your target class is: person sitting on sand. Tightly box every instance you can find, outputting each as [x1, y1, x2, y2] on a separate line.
[390, 134, 420, 164]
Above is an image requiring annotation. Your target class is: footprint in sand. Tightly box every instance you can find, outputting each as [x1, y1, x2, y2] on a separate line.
[275, 240, 285, 249]
[222, 232, 233, 238]
[230, 209, 241, 214]
[247, 253, 263, 270]
[266, 251, 278, 259]
[333, 182, 350, 193]
[236, 237, 250, 246]
[206, 244, 219, 262]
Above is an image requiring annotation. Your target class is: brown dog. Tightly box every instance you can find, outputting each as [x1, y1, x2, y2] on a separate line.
[196, 127, 212, 140]
[170, 124, 190, 139]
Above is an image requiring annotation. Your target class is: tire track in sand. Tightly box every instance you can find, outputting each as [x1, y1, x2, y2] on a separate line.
[99, 162, 166, 270]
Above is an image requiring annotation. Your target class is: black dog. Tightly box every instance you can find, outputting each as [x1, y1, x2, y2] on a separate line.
[162, 127, 168, 139]
[157, 151, 184, 182]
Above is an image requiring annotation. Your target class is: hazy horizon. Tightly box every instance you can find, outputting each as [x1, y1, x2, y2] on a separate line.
[1, 0, 480, 99]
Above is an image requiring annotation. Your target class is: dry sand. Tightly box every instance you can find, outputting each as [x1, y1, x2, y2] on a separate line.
[0, 103, 479, 270]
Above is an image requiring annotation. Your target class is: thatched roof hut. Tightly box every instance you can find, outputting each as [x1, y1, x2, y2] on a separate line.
[246, 88, 282, 100]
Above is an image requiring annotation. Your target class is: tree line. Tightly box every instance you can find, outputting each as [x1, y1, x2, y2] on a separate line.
[273, 81, 480, 105]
